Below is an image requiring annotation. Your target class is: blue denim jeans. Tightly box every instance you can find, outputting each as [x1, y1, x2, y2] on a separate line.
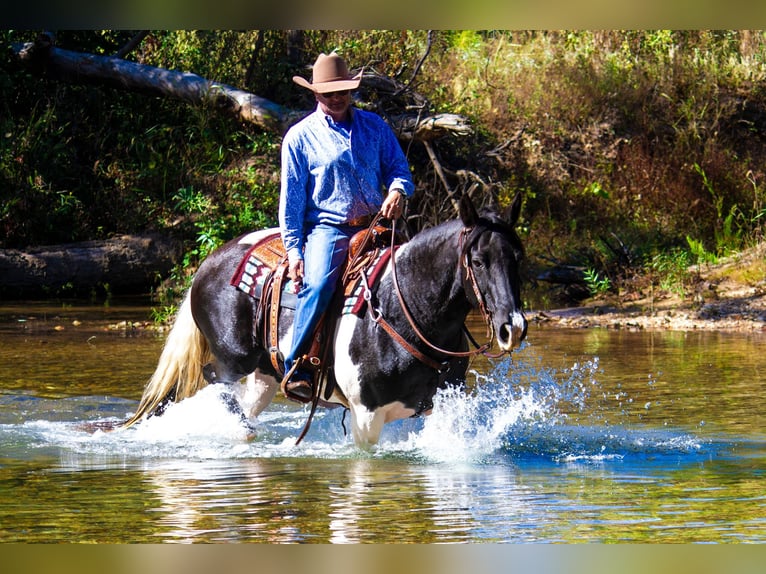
[284, 222, 358, 372]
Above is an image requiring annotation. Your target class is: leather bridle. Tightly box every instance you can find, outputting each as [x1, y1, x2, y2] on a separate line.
[364, 217, 510, 372]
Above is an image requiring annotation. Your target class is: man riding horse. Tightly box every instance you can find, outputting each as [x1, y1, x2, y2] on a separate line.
[119, 54, 527, 447]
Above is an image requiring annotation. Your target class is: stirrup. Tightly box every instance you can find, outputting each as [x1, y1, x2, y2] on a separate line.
[280, 359, 315, 404]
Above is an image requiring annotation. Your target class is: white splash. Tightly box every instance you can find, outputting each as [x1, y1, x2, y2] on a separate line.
[131, 385, 253, 443]
[409, 382, 545, 463]
[1, 348, 704, 467]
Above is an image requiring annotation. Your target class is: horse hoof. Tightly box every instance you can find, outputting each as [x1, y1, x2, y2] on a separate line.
[243, 422, 258, 441]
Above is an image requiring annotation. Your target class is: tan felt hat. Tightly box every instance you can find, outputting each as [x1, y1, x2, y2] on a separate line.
[292, 52, 362, 94]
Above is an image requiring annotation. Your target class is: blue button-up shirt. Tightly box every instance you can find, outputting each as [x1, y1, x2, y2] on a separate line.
[279, 105, 414, 262]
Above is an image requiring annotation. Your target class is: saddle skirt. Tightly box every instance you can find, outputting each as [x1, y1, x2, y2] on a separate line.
[230, 229, 299, 309]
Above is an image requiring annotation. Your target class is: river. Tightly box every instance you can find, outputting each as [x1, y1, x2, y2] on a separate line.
[0, 300, 764, 543]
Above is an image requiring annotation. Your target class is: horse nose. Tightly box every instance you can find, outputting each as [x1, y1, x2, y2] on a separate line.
[498, 310, 527, 351]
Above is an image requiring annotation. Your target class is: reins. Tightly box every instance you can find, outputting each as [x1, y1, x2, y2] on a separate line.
[365, 215, 506, 372]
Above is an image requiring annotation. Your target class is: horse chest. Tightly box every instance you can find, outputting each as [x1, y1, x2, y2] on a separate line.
[335, 318, 438, 412]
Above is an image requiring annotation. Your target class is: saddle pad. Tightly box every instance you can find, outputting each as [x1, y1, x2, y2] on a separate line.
[342, 247, 395, 316]
[230, 230, 298, 308]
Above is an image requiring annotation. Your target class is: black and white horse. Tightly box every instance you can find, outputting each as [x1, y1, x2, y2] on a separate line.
[122, 194, 527, 447]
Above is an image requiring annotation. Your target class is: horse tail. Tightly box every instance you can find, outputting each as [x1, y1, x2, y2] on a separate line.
[120, 291, 211, 429]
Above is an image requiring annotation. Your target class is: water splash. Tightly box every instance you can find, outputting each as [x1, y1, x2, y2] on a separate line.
[0, 350, 705, 466]
[377, 354, 594, 462]
[86, 385, 357, 461]
[376, 352, 703, 465]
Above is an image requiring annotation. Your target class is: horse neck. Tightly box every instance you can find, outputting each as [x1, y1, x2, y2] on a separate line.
[384, 220, 470, 333]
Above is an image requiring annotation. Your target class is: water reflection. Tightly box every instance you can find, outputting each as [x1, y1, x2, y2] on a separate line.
[141, 459, 273, 543]
[0, 303, 765, 543]
[134, 458, 512, 543]
[327, 459, 370, 543]
[415, 464, 529, 542]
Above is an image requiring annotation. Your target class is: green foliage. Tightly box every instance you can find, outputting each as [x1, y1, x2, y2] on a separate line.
[446, 31, 484, 59]
[150, 303, 177, 325]
[142, 31, 256, 86]
[693, 162, 745, 256]
[7, 30, 766, 312]
[174, 186, 211, 214]
[686, 236, 718, 265]
[650, 248, 692, 297]
[583, 181, 609, 199]
[1, 31, 284, 251]
[583, 268, 611, 297]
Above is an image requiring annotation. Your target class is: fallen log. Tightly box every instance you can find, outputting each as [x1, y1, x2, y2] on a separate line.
[537, 264, 591, 302]
[11, 34, 473, 140]
[11, 34, 300, 134]
[0, 233, 185, 299]
[537, 264, 587, 286]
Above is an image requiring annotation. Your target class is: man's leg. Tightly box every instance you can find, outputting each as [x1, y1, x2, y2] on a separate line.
[284, 223, 349, 395]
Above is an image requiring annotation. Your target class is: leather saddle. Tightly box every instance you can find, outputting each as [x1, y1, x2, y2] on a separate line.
[230, 224, 404, 402]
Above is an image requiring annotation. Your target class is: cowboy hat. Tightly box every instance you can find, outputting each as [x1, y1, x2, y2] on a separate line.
[292, 52, 362, 94]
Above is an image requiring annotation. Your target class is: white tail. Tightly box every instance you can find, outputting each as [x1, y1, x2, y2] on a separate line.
[120, 291, 211, 428]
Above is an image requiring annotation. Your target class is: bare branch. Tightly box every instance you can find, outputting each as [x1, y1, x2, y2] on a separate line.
[393, 30, 434, 98]
[114, 31, 150, 59]
[423, 140, 461, 215]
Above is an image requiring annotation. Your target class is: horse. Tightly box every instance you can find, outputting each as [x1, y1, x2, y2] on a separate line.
[120, 193, 527, 447]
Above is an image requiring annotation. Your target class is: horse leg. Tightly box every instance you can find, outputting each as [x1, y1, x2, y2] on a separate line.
[201, 361, 258, 429]
[347, 401, 417, 448]
[233, 368, 279, 419]
[348, 404, 386, 448]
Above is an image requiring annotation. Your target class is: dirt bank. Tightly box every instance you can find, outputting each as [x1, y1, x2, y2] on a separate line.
[531, 244, 766, 332]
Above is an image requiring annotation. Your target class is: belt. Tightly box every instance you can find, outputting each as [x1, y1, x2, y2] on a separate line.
[346, 214, 374, 228]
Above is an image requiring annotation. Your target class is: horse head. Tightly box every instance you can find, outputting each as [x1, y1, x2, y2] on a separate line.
[458, 193, 528, 352]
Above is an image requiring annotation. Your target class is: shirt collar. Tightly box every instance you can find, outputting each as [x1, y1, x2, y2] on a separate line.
[317, 104, 354, 129]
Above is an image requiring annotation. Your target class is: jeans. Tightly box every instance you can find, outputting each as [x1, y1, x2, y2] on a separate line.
[284, 222, 359, 372]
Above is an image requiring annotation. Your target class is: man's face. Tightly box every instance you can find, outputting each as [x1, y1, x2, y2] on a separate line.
[316, 90, 351, 121]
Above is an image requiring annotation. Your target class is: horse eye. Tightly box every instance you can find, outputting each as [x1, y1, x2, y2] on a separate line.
[473, 257, 485, 269]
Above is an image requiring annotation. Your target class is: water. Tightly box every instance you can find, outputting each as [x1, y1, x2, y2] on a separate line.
[0, 302, 764, 543]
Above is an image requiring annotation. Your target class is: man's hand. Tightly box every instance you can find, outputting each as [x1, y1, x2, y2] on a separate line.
[381, 189, 405, 220]
[288, 259, 304, 293]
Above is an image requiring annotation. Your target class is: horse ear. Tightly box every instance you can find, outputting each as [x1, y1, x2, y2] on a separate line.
[504, 192, 522, 227]
[459, 194, 479, 227]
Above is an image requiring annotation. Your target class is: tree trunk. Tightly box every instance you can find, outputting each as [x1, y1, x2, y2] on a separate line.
[0, 234, 184, 299]
[10, 35, 472, 139]
[11, 36, 301, 134]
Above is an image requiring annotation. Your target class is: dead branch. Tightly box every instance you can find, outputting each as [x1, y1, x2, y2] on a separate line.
[11, 36, 472, 142]
[114, 31, 150, 59]
[393, 29, 434, 97]
[422, 140, 461, 215]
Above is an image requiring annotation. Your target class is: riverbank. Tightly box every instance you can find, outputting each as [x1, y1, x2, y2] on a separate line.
[532, 243, 766, 332]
